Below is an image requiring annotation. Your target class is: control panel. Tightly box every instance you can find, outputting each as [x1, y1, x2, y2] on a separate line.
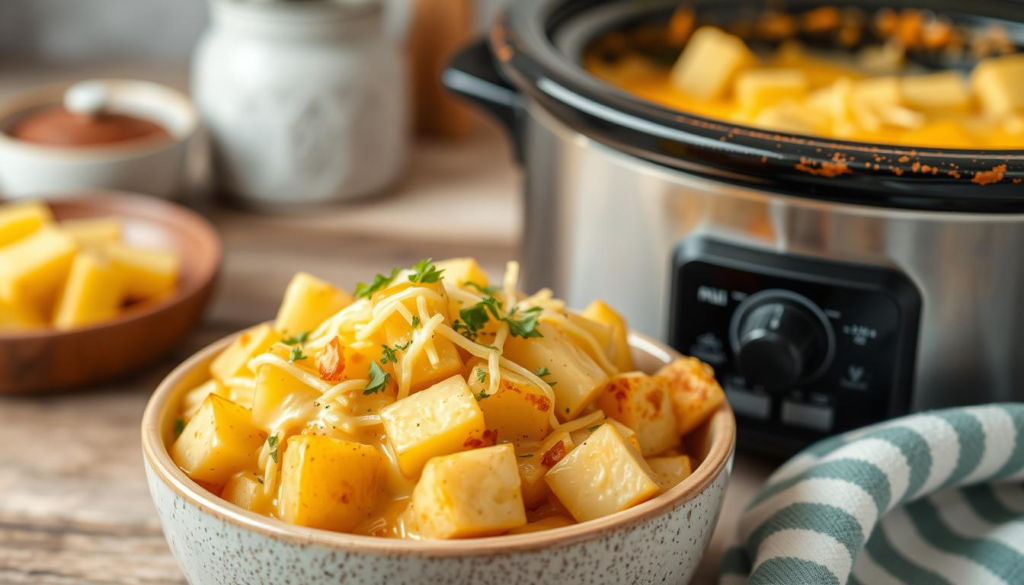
[669, 237, 922, 455]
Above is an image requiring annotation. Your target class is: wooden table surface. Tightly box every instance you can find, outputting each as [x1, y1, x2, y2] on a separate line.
[0, 67, 775, 585]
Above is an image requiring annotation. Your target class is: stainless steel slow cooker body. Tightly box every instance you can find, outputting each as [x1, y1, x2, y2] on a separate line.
[447, 0, 1024, 453]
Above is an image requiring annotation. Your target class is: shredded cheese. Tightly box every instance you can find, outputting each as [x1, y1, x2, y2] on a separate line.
[537, 410, 606, 456]
[434, 322, 561, 430]
[396, 313, 445, 399]
[357, 287, 445, 341]
[247, 354, 333, 393]
[502, 261, 520, 309]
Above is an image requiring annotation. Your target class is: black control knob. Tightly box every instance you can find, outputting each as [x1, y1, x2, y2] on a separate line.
[731, 292, 833, 389]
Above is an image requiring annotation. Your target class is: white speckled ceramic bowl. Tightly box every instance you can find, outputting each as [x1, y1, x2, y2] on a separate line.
[142, 331, 735, 585]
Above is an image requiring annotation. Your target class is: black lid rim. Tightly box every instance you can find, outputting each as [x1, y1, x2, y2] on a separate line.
[492, 0, 1024, 214]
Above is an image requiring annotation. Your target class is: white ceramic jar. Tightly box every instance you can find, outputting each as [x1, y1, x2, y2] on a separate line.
[192, 0, 409, 207]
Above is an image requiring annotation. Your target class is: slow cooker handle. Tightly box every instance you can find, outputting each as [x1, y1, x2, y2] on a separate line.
[443, 39, 525, 160]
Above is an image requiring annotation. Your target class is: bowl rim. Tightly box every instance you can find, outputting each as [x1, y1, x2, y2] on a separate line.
[141, 327, 736, 556]
[0, 190, 221, 342]
[0, 78, 198, 160]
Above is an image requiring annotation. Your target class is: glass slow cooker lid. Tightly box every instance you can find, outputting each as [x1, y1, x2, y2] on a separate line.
[493, 0, 1024, 212]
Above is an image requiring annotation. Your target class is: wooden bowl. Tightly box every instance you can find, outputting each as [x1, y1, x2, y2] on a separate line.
[0, 191, 220, 393]
[142, 331, 736, 585]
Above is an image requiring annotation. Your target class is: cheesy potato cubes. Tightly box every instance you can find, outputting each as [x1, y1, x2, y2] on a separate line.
[171, 394, 266, 487]
[545, 424, 660, 523]
[168, 259, 729, 540]
[0, 201, 51, 247]
[503, 322, 608, 420]
[222, 471, 273, 514]
[972, 54, 1024, 116]
[279, 435, 383, 532]
[597, 372, 679, 456]
[670, 26, 755, 99]
[657, 357, 726, 436]
[53, 252, 123, 329]
[209, 323, 282, 381]
[274, 272, 353, 336]
[406, 444, 526, 538]
[647, 455, 693, 492]
[0, 228, 77, 319]
[582, 300, 634, 372]
[466, 359, 552, 444]
[59, 217, 122, 248]
[106, 242, 179, 301]
[380, 375, 485, 477]
[251, 363, 321, 431]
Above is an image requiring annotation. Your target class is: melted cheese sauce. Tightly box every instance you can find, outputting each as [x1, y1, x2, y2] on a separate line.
[585, 38, 1024, 149]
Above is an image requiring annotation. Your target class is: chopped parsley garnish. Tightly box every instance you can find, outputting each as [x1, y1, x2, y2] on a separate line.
[281, 331, 310, 346]
[476, 369, 488, 384]
[363, 361, 390, 395]
[355, 267, 400, 299]
[288, 346, 308, 362]
[380, 341, 412, 365]
[535, 366, 557, 386]
[519, 453, 534, 458]
[407, 258, 444, 284]
[454, 296, 503, 340]
[173, 418, 185, 438]
[267, 435, 279, 463]
[504, 306, 544, 338]
[465, 281, 500, 294]
[411, 315, 421, 328]
[475, 389, 490, 401]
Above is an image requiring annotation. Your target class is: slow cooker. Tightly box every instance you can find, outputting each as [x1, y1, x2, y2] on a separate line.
[446, 0, 1024, 454]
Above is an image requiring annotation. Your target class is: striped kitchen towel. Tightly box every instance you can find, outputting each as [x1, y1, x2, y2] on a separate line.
[719, 403, 1024, 585]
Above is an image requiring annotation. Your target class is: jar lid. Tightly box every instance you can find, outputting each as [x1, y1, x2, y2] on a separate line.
[10, 81, 169, 147]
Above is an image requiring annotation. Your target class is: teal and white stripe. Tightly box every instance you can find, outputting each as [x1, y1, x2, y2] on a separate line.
[719, 404, 1024, 584]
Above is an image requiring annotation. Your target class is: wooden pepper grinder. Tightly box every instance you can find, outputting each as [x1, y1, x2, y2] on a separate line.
[406, 0, 477, 139]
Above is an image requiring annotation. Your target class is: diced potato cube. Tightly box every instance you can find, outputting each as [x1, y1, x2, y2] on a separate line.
[753, 100, 828, 135]
[434, 257, 489, 288]
[647, 455, 693, 492]
[545, 425, 660, 523]
[0, 298, 45, 330]
[59, 217, 122, 248]
[209, 323, 282, 382]
[506, 515, 574, 534]
[852, 76, 901, 106]
[900, 72, 970, 112]
[466, 359, 552, 444]
[657, 357, 726, 436]
[278, 435, 383, 532]
[503, 322, 609, 421]
[0, 201, 51, 247]
[377, 281, 463, 393]
[517, 434, 576, 509]
[251, 363, 322, 432]
[670, 26, 755, 99]
[735, 68, 808, 111]
[53, 253, 123, 329]
[274, 272, 353, 336]
[971, 54, 1024, 116]
[380, 375, 486, 477]
[0, 228, 77, 319]
[221, 471, 273, 514]
[596, 373, 679, 456]
[406, 444, 526, 538]
[106, 242, 179, 301]
[181, 379, 229, 422]
[581, 300, 634, 372]
[570, 419, 643, 456]
[568, 312, 612, 354]
[170, 394, 266, 487]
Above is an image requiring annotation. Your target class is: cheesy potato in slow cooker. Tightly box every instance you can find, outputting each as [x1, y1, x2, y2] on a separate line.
[170, 259, 725, 538]
[585, 7, 1024, 148]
